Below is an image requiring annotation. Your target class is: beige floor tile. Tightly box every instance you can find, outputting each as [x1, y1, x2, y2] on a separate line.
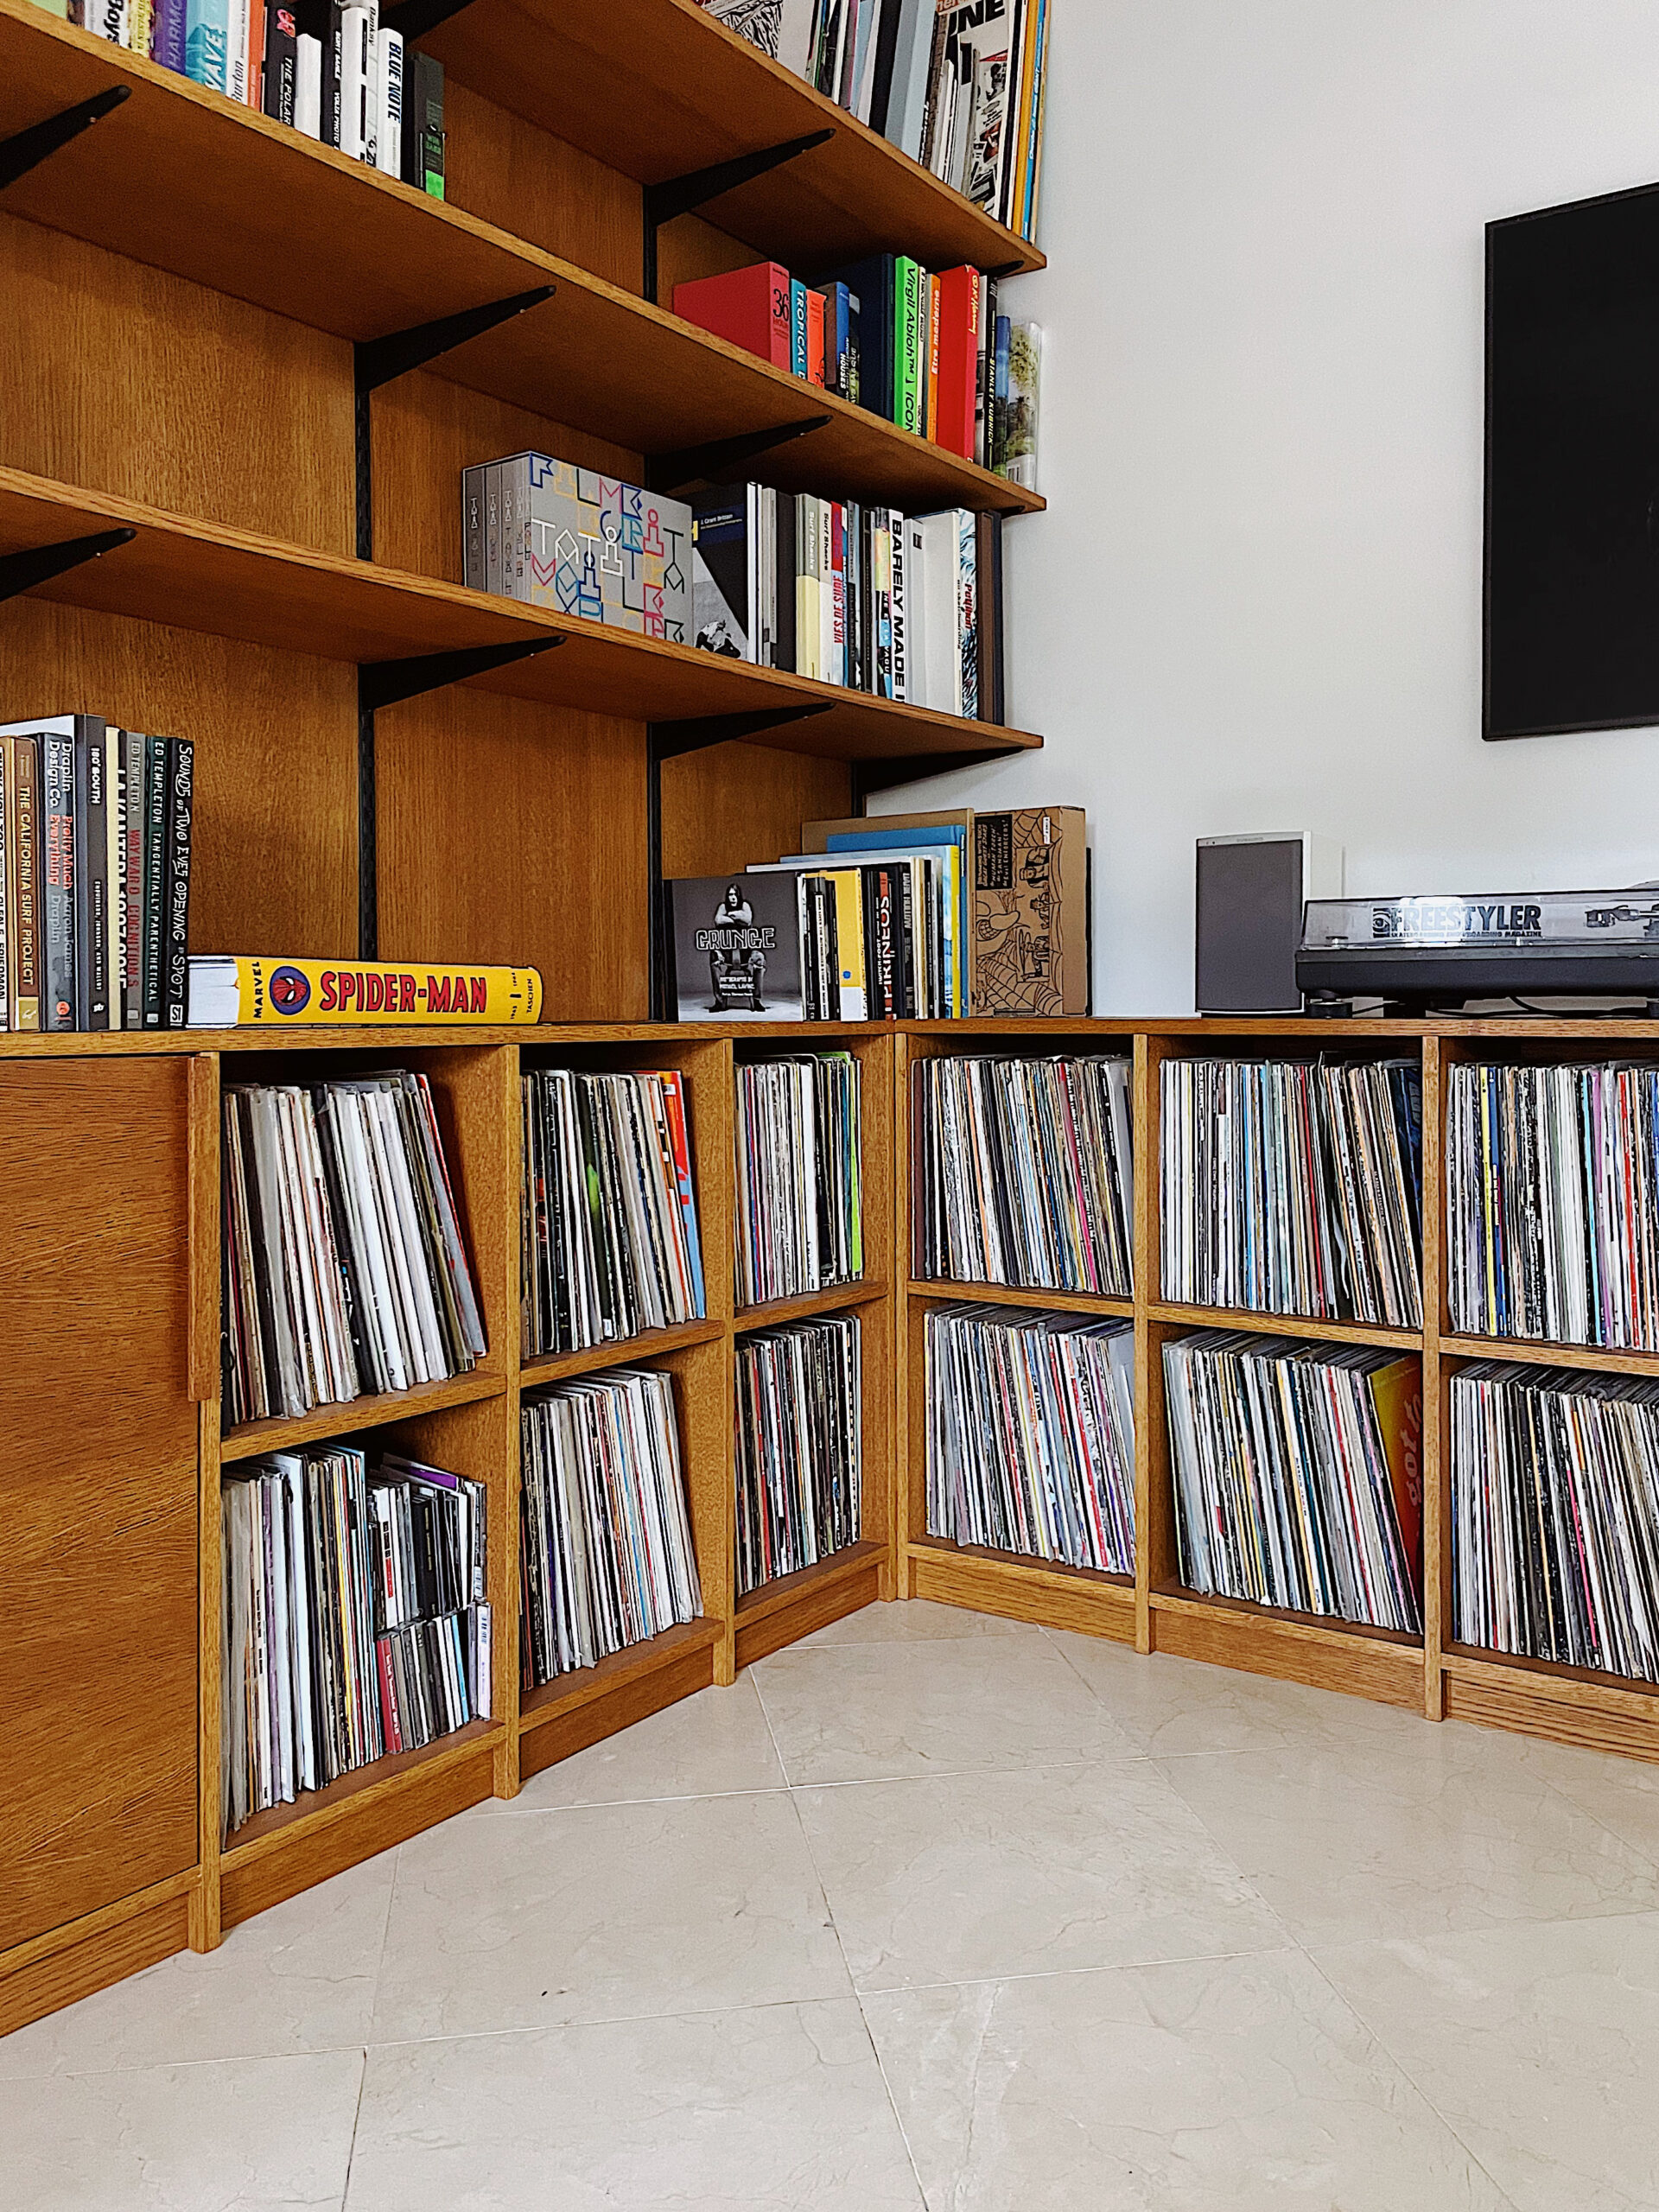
[1158, 1718, 1659, 1944]
[796, 1758, 1285, 1991]
[1317, 1913, 1659, 2212]
[492, 1676, 787, 1810]
[794, 1599, 1044, 1649]
[866, 1950, 1516, 2211]
[1508, 1732, 1659, 1869]
[0, 1856, 395, 2079]
[345, 2000, 922, 2209]
[1047, 1628, 1433, 1758]
[371, 1790, 849, 2041]
[753, 1634, 1135, 1785]
[0, 2049, 362, 2212]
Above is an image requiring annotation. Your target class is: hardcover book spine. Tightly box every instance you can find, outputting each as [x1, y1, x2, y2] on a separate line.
[461, 466, 484, 592]
[107, 734, 126, 1030]
[142, 734, 167, 1028]
[805, 289, 826, 388]
[0, 744, 9, 1033]
[322, 0, 344, 147]
[769, 270, 791, 366]
[338, 5, 370, 158]
[11, 738, 40, 1032]
[153, 0, 188, 70]
[163, 739, 194, 1029]
[412, 51, 444, 196]
[224, 0, 248, 105]
[790, 280, 808, 378]
[184, 0, 229, 90]
[889, 510, 908, 702]
[129, 0, 153, 56]
[295, 29, 321, 134]
[123, 731, 145, 1027]
[925, 272, 941, 442]
[263, 4, 298, 122]
[375, 25, 403, 174]
[774, 491, 796, 672]
[74, 731, 108, 1031]
[830, 503, 847, 687]
[41, 735, 76, 1033]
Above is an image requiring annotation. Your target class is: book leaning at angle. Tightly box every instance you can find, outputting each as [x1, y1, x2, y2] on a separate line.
[188, 956, 542, 1027]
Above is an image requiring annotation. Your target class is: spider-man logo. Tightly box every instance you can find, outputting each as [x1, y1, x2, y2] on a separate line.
[269, 965, 310, 1015]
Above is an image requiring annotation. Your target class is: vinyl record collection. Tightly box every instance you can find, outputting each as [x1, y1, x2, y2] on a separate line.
[521, 1068, 705, 1358]
[221, 1071, 486, 1425]
[925, 1305, 1135, 1572]
[1447, 1059, 1659, 1350]
[1164, 1332, 1424, 1633]
[222, 1444, 489, 1834]
[734, 1053, 863, 1306]
[519, 1369, 702, 1687]
[1160, 1057, 1424, 1326]
[912, 1054, 1134, 1295]
[1451, 1362, 1659, 1683]
[736, 1314, 862, 1594]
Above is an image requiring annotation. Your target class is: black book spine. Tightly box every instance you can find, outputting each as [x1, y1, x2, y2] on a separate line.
[162, 738, 194, 1028]
[774, 491, 798, 671]
[41, 733, 76, 1033]
[867, 0, 904, 137]
[323, 1, 344, 149]
[893, 862, 916, 1018]
[264, 3, 298, 124]
[142, 734, 167, 1028]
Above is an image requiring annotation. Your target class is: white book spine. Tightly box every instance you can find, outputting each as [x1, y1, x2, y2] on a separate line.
[375, 26, 403, 175]
[295, 33, 322, 136]
[338, 5, 371, 160]
[225, 0, 248, 105]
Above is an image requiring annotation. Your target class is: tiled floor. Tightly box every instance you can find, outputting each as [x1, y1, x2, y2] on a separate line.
[6, 1603, 1659, 2209]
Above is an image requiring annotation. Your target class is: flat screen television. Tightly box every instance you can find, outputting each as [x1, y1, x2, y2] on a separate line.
[1485, 180, 1659, 740]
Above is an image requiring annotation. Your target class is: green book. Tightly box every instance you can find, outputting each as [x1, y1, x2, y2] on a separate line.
[895, 257, 925, 435]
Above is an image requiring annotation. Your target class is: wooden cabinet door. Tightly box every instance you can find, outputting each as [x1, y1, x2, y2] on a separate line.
[0, 1059, 200, 1954]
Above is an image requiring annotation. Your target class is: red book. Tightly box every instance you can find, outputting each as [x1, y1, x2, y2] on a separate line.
[934, 265, 980, 459]
[805, 288, 827, 387]
[671, 261, 792, 370]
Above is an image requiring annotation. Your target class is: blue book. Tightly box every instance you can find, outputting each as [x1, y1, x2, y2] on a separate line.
[790, 280, 809, 378]
[825, 824, 969, 1015]
[823, 255, 894, 419]
[185, 0, 229, 88]
[825, 281, 854, 399]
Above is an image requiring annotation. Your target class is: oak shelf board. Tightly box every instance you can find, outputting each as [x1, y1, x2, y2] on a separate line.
[219, 1716, 504, 1863]
[1440, 1333, 1659, 1376]
[734, 1536, 884, 1625]
[517, 1617, 723, 1736]
[0, 469, 1042, 767]
[1145, 1300, 1423, 1353]
[1442, 1642, 1659, 1716]
[908, 1533, 1133, 1593]
[220, 1371, 506, 1459]
[734, 1277, 887, 1331]
[420, 0, 1046, 279]
[0, 1015, 909, 1059]
[908, 1277, 1135, 1318]
[520, 1319, 725, 1385]
[0, 4, 1039, 521]
[1149, 1583, 1425, 1656]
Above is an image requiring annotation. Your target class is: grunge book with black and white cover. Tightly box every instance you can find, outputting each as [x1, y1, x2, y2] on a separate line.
[669, 873, 804, 1021]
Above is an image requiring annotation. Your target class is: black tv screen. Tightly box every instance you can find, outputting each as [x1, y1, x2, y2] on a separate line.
[1485, 181, 1659, 740]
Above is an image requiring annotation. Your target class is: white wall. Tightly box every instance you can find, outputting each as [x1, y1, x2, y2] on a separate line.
[879, 0, 1659, 1013]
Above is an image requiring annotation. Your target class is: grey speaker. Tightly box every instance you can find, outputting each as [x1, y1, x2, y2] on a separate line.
[1196, 834, 1344, 1014]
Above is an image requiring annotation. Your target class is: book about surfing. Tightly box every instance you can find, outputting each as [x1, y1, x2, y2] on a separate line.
[188, 955, 542, 1027]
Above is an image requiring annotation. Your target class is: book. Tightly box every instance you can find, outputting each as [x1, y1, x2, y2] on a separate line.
[804, 285, 826, 386]
[824, 255, 896, 421]
[933, 265, 980, 458]
[463, 454, 692, 642]
[295, 30, 321, 135]
[189, 955, 543, 1027]
[669, 872, 805, 1020]
[971, 805, 1089, 1016]
[690, 486, 758, 661]
[998, 318, 1041, 486]
[162, 736, 194, 1028]
[262, 7, 298, 128]
[671, 261, 793, 370]
[184, 0, 228, 88]
[401, 48, 444, 196]
[375, 25, 403, 174]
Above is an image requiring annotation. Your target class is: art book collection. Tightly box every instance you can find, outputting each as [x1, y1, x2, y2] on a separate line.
[0, 715, 192, 1033]
[700, 0, 1052, 245]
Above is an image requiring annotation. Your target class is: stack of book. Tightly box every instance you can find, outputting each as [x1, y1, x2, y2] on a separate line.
[1165, 1332, 1423, 1633]
[689, 490, 999, 715]
[702, 0, 1051, 245]
[519, 1368, 702, 1685]
[1160, 1057, 1424, 1326]
[221, 1071, 486, 1424]
[71, 0, 448, 194]
[736, 1313, 861, 1593]
[1451, 1361, 1659, 1683]
[912, 1053, 1134, 1294]
[221, 1443, 489, 1834]
[1447, 1059, 1659, 1349]
[0, 715, 192, 1033]
[734, 1052, 862, 1307]
[925, 1305, 1136, 1572]
[521, 1068, 705, 1359]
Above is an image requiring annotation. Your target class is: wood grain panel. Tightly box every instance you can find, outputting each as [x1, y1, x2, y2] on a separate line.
[734, 1542, 881, 1667]
[1150, 1597, 1425, 1710]
[0, 1885, 192, 2038]
[660, 742, 850, 882]
[519, 1630, 717, 1779]
[0, 596, 358, 959]
[910, 1542, 1137, 1643]
[0, 215, 351, 552]
[0, 1059, 199, 1953]
[372, 687, 650, 1017]
[1444, 1676, 1659, 1763]
[445, 79, 641, 287]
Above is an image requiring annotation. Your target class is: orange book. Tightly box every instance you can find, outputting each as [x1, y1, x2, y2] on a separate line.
[1367, 1357, 1424, 1599]
[804, 289, 827, 386]
[247, 0, 265, 102]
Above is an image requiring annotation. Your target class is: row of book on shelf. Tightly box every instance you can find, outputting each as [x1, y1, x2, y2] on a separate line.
[41, 0, 448, 195]
[462, 455, 1002, 716]
[702, 0, 1051, 245]
[671, 257, 1039, 482]
[0, 715, 192, 1033]
[669, 804, 1088, 1022]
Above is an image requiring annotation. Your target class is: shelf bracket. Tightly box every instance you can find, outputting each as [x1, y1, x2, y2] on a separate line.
[353, 286, 555, 561]
[0, 86, 130, 194]
[645, 416, 830, 495]
[642, 129, 834, 303]
[0, 526, 136, 607]
[851, 745, 1008, 804]
[650, 702, 835, 762]
[355, 637, 562, 957]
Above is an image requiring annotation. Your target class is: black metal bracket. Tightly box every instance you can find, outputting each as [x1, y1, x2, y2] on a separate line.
[851, 746, 1009, 804]
[642, 130, 833, 303]
[651, 702, 835, 761]
[0, 527, 136, 607]
[0, 86, 130, 194]
[381, 0, 474, 41]
[353, 287, 555, 561]
[645, 416, 830, 495]
[355, 637, 561, 957]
